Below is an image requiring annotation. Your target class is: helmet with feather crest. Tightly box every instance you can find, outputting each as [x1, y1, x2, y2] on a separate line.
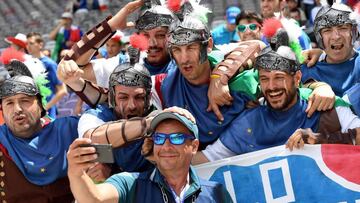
[0, 60, 51, 117]
[167, 0, 212, 64]
[255, 19, 302, 74]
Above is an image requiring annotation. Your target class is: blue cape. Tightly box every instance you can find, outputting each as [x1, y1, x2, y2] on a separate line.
[0, 116, 79, 185]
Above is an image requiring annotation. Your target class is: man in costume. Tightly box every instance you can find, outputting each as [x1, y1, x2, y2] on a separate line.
[78, 47, 156, 178]
[58, 0, 266, 150]
[191, 41, 360, 164]
[0, 61, 79, 202]
[67, 110, 232, 202]
[59, 0, 337, 151]
[59, 45, 198, 181]
[301, 2, 360, 97]
[57, 0, 175, 118]
[132, 0, 177, 75]
[64, 0, 176, 89]
[154, 6, 260, 149]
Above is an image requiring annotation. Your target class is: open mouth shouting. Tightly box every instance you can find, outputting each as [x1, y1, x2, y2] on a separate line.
[330, 43, 344, 51]
[181, 64, 193, 73]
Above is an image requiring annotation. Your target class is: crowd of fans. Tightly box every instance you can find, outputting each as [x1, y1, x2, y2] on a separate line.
[0, 0, 359, 202]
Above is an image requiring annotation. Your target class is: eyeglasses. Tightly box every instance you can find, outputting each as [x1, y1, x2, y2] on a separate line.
[152, 132, 195, 145]
[237, 23, 259, 33]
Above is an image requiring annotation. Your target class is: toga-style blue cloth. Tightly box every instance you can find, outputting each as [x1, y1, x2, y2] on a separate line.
[161, 68, 251, 148]
[0, 116, 79, 185]
[220, 96, 320, 155]
[301, 52, 360, 96]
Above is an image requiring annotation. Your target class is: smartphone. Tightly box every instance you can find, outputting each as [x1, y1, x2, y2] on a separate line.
[80, 144, 115, 164]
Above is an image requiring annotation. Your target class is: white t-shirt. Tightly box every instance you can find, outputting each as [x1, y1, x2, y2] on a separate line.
[77, 111, 106, 138]
[91, 55, 119, 88]
[24, 55, 46, 79]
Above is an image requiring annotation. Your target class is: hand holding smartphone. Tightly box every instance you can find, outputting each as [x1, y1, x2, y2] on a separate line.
[80, 144, 115, 164]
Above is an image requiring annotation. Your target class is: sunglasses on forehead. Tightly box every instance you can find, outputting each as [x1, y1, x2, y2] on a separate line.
[237, 23, 259, 33]
[152, 132, 195, 145]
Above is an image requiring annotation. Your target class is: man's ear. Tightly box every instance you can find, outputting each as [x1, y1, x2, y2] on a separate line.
[207, 38, 213, 53]
[294, 70, 302, 87]
[191, 139, 199, 154]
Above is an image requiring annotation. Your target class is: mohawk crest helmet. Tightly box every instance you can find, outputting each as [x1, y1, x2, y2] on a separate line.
[314, 3, 359, 49]
[135, 0, 175, 31]
[108, 46, 152, 113]
[0, 61, 47, 117]
[269, 29, 289, 51]
[254, 29, 300, 74]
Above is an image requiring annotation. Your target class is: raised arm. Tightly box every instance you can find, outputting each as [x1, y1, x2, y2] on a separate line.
[83, 116, 153, 147]
[63, 0, 144, 77]
[49, 19, 65, 40]
[67, 138, 119, 203]
[207, 40, 266, 121]
[59, 0, 144, 107]
[84, 106, 195, 147]
[57, 59, 108, 108]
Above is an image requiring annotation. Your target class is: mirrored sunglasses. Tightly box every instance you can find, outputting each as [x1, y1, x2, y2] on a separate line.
[152, 132, 195, 145]
[237, 23, 259, 33]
